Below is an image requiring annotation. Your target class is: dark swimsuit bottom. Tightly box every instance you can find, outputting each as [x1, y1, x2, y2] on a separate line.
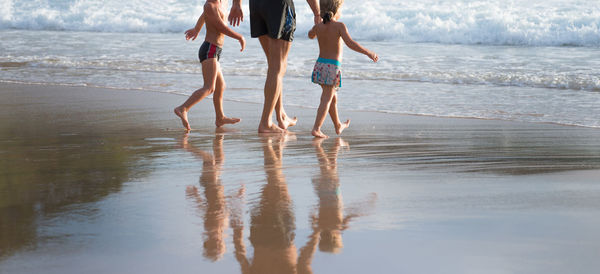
[198, 41, 222, 62]
[249, 0, 296, 42]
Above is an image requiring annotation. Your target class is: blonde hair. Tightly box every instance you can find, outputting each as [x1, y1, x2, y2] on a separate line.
[320, 0, 344, 23]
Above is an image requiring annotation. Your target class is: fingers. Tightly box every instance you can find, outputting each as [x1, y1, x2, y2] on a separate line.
[228, 9, 244, 27]
[370, 53, 379, 62]
[313, 15, 322, 25]
[184, 29, 198, 41]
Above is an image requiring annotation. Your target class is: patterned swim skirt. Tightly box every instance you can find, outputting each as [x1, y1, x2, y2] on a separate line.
[311, 57, 342, 89]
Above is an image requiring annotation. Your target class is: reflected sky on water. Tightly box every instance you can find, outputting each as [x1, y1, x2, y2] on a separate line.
[2, 84, 600, 273]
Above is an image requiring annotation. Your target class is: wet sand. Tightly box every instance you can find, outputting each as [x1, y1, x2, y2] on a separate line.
[2, 83, 600, 274]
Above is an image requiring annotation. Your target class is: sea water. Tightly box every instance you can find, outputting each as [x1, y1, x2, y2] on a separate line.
[1, 0, 599, 127]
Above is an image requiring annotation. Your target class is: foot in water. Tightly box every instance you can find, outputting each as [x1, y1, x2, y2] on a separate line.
[259, 124, 286, 134]
[278, 115, 297, 130]
[311, 128, 328, 138]
[335, 119, 350, 135]
[216, 116, 241, 127]
[174, 106, 191, 130]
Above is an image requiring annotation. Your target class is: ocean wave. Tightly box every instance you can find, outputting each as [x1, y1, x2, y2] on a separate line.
[1, 0, 599, 46]
[3, 54, 598, 92]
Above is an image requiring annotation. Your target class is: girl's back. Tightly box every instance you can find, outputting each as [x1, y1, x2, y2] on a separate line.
[312, 21, 344, 61]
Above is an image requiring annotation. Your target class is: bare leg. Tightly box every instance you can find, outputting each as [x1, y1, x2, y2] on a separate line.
[312, 85, 335, 138]
[256, 37, 297, 130]
[258, 35, 291, 133]
[328, 93, 350, 135]
[174, 59, 219, 130]
[276, 100, 297, 130]
[213, 69, 241, 127]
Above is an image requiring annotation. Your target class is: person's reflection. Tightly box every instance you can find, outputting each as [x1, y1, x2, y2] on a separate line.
[231, 134, 319, 274]
[183, 133, 228, 261]
[311, 138, 376, 254]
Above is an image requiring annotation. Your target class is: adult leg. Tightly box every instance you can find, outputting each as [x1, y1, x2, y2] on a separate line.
[258, 35, 298, 129]
[312, 85, 335, 138]
[328, 93, 350, 135]
[213, 68, 241, 127]
[174, 59, 219, 130]
[257, 35, 292, 133]
[256, 36, 296, 130]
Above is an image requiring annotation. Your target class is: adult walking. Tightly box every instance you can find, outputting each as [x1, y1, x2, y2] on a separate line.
[228, 0, 321, 133]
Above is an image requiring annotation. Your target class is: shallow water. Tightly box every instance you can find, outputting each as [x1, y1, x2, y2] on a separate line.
[2, 84, 600, 273]
[1, 29, 600, 127]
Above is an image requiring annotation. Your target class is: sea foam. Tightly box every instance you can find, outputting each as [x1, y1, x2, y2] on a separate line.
[1, 0, 599, 46]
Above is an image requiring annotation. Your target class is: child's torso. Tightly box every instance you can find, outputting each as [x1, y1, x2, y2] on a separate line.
[204, 3, 226, 46]
[316, 22, 343, 62]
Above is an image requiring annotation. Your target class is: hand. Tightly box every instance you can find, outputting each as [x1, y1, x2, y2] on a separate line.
[314, 14, 322, 25]
[185, 28, 199, 41]
[368, 51, 379, 62]
[228, 4, 244, 26]
[238, 36, 246, 52]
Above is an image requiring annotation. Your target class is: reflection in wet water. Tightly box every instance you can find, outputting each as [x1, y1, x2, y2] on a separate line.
[0, 116, 149, 258]
[4, 84, 600, 273]
[183, 134, 377, 273]
[183, 134, 229, 261]
[311, 138, 376, 254]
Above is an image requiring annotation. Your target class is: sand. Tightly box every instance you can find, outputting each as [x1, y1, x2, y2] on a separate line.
[2, 82, 600, 274]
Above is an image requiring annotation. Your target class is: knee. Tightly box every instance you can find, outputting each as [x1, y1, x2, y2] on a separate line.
[268, 62, 287, 78]
[204, 86, 215, 94]
[320, 91, 335, 103]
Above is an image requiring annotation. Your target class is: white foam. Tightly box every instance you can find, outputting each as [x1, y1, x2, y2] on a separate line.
[1, 0, 599, 46]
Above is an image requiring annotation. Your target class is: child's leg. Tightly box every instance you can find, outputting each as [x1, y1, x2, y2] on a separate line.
[174, 59, 219, 130]
[213, 68, 241, 127]
[312, 85, 336, 138]
[328, 93, 350, 135]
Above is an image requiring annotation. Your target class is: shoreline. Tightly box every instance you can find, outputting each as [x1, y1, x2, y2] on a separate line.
[3, 81, 599, 130]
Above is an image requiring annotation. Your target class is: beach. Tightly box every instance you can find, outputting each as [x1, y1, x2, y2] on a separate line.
[2, 0, 600, 272]
[2, 82, 600, 273]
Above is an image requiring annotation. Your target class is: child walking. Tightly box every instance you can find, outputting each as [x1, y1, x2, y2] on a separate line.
[308, 0, 378, 138]
[174, 0, 246, 131]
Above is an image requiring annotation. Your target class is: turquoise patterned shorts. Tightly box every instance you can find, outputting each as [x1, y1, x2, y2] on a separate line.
[311, 57, 342, 89]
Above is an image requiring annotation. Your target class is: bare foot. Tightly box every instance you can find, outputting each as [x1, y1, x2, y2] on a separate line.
[278, 116, 297, 130]
[174, 106, 191, 130]
[216, 116, 241, 127]
[258, 124, 286, 134]
[312, 129, 328, 138]
[335, 119, 351, 135]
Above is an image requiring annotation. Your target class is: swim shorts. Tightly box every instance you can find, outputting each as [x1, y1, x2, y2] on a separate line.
[249, 0, 296, 42]
[311, 57, 342, 88]
[198, 41, 222, 62]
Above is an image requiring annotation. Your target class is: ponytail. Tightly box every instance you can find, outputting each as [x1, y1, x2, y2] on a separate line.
[322, 11, 333, 23]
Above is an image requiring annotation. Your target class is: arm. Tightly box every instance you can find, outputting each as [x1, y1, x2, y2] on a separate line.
[306, 0, 321, 25]
[228, 0, 244, 27]
[308, 25, 317, 39]
[339, 23, 378, 62]
[185, 13, 205, 41]
[205, 4, 246, 51]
